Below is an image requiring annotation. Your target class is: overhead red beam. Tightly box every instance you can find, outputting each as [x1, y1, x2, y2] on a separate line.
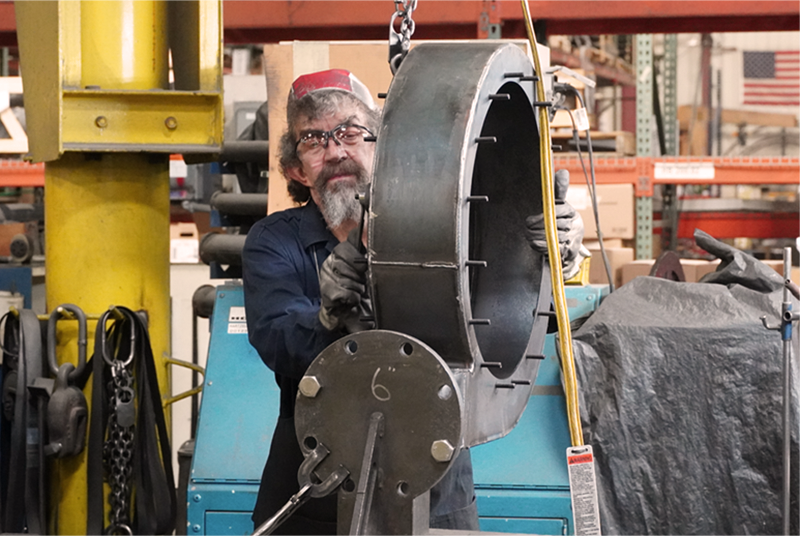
[1, 1, 798, 47]
[223, 1, 485, 28]
[0, 1, 15, 47]
[221, 1, 800, 42]
[541, 15, 799, 36]
[222, 1, 800, 30]
[519, 1, 800, 21]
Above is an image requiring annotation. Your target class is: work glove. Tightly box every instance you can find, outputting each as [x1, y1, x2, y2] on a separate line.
[318, 229, 371, 332]
[525, 169, 588, 280]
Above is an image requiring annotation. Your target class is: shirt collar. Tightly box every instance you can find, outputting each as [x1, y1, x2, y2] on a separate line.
[299, 200, 338, 252]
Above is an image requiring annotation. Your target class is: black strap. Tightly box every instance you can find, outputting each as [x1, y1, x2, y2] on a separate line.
[127, 309, 176, 535]
[2, 310, 46, 534]
[86, 319, 109, 536]
[85, 309, 176, 535]
[4, 313, 26, 533]
[21, 310, 45, 535]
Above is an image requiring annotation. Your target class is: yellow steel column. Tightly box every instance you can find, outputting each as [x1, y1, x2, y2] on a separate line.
[46, 154, 171, 534]
[46, 2, 171, 533]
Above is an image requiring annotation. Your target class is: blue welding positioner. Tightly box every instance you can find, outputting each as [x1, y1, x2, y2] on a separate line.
[186, 282, 607, 535]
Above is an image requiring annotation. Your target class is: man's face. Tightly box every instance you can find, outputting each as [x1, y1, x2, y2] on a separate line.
[286, 102, 376, 229]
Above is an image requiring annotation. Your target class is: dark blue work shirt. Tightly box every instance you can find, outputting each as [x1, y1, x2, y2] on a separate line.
[242, 200, 344, 418]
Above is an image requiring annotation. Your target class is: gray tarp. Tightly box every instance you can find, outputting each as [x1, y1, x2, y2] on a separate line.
[573, 230, 799, 534]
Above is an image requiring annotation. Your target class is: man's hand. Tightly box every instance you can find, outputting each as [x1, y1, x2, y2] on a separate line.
[319, 229, 369, 331]
[525, 169, 587, 280]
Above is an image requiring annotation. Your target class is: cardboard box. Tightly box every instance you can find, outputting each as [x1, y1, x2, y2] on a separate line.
[694, 259, 722, 281]
[170, 222, 200, 264]
[621, 259, 656, 286]
[679, 259, 713, 283]
[762, 260, 785, 276]
[566, 183, 634, 239]
[170, 222, 199, 240]
[584, 239, 624, 249]
[587, 247, 634, 288]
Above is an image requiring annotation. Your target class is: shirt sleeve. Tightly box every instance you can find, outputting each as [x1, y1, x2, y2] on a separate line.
[242, 219, 342, 380]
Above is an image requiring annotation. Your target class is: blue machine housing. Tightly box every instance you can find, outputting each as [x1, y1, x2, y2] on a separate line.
[187, 282, 606, 535]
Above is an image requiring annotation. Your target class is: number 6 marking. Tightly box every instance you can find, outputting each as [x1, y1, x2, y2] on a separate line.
[371, 368, 391, 401]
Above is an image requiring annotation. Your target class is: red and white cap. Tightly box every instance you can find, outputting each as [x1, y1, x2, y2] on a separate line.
[289, 69, 377, 110]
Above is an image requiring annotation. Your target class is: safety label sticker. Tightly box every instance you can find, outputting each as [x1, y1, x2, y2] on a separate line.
[228, 306, 247, 334]
[573, 107, 591, 132]
[567, 445, 602, 536]
[654, 161, 715, 180]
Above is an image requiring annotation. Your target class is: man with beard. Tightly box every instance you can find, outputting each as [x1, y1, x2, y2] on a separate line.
[242, 69, 585, 534]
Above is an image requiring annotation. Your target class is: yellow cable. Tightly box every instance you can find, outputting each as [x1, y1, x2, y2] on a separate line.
[520, 0, 583, 447]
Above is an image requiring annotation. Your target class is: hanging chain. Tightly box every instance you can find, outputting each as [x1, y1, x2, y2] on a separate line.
[389, 0, 418, 74]
[104, 354, 136, 535]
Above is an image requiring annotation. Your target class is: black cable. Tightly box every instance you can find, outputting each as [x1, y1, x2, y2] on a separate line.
[554, 83, 615, 292]
[0, 312, 19, 358]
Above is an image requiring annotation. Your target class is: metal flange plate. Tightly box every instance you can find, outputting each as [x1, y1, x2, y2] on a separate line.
[295, 330, 463, 502]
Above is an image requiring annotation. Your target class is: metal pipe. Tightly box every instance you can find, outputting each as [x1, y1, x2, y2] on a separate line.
[210, 192, 268, 216]
[220, 140, 270, 164]
[199, 233, 247, 266]
[716, 69, 722, 156]
[781, 246, 792, 536]
[80, 0, 169, 90]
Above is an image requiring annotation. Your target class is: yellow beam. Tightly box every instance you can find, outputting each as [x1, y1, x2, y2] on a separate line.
[61, 90, 222, 152]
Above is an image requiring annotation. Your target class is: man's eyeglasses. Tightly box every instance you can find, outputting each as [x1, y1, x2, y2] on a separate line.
[295, 123, 375, 159]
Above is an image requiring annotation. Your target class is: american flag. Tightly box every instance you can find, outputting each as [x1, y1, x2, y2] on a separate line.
[742, 50, 799, 106]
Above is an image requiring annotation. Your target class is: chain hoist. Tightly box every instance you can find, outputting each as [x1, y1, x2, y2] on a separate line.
[388, 0, 418, 74]
[101, 309, 137, 536]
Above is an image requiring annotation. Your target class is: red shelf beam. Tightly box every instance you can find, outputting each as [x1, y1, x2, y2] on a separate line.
[655, 211, 799, 240]
[0, 159, 44, 188]
[557, 156, 800, 196]
[1, 156, 794, 192]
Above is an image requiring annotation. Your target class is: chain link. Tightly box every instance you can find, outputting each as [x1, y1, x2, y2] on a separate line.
[389, 0, 418, 74]
[104, 362, 135, 535]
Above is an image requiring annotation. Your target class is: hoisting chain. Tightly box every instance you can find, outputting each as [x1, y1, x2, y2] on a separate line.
[102, 316, 136, 536]
[389, 0, 418, 74]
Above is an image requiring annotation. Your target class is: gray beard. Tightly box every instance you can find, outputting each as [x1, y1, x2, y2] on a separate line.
[316, 160, 370, 229]
[319, 180, 364, 229]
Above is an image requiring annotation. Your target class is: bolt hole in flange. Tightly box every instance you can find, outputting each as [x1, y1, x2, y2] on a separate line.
[396, 481, 410, 497]
[399, 342, 414, 356]
[303, 436, 318, 450]
[344, 340, 358, 355]
[342, 478, 356, 493]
